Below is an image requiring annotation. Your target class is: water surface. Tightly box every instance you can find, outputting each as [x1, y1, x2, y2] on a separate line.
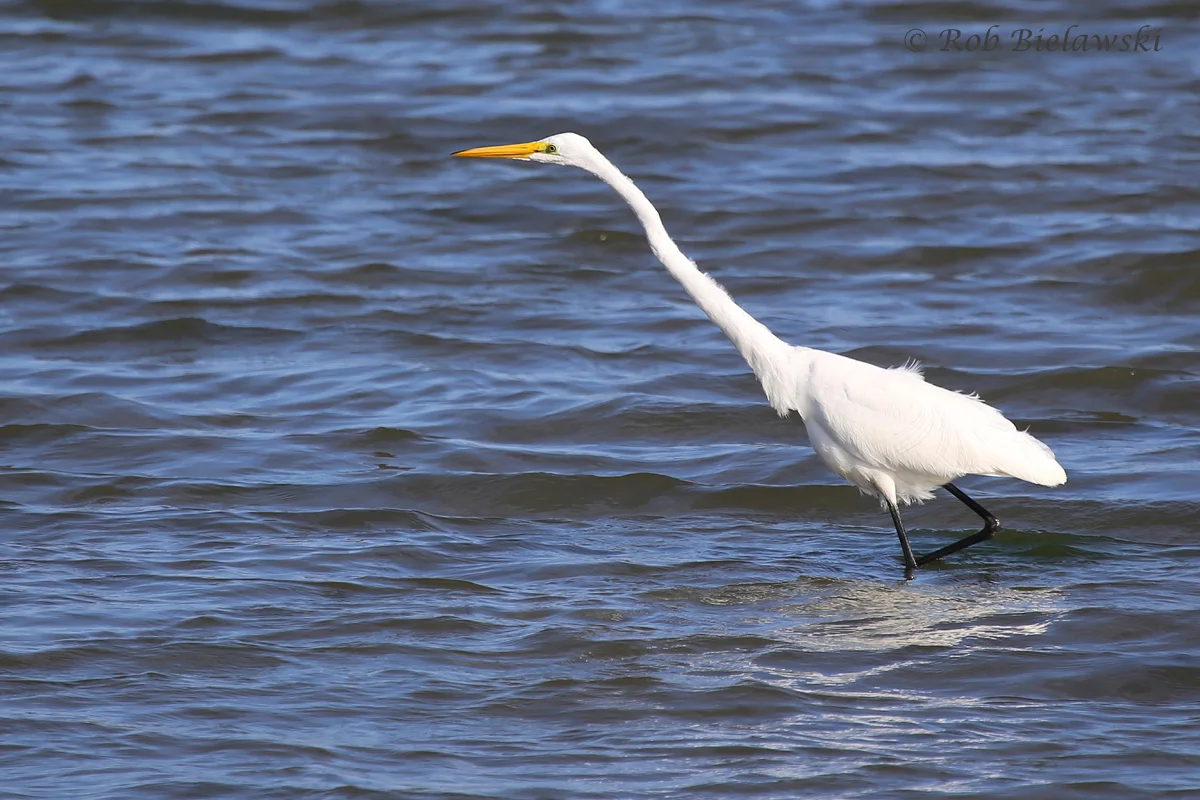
[2, 1, 1199, 798]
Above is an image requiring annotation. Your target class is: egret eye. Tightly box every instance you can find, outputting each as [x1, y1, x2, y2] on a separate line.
[544, 143, 558, 154]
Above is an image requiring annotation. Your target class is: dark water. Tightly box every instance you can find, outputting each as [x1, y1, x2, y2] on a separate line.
[2, 0, 1199, 797]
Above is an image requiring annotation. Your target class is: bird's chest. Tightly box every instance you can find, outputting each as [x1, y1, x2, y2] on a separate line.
[798, 414, 859, 478]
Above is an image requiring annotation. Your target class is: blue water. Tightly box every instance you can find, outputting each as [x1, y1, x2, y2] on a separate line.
[2, 1, 1199, 797]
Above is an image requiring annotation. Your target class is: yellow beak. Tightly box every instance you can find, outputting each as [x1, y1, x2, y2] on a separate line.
[452, 140, 546, 160]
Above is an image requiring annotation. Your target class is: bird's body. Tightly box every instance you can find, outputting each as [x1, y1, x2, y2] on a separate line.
[455, 132, 1065, 575]
[794, 349, 1064, 505]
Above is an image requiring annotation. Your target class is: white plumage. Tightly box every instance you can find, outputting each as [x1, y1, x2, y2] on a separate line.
[455, 132, 1066, 575]
[797, 350, 1065, 504]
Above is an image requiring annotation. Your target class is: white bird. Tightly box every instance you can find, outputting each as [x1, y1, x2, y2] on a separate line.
[454, 133, 1066, 576]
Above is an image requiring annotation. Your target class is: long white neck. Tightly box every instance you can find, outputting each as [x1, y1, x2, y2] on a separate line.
[580, 152, 801, 414]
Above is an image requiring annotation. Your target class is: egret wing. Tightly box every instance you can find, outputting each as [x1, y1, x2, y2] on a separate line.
[807, 352, 1018, 480]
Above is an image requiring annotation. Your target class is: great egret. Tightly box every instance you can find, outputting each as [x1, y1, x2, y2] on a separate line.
[454, 133, 1066, 577]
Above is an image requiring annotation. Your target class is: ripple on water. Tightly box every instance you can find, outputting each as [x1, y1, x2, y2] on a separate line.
[1, 1, 1199, 798]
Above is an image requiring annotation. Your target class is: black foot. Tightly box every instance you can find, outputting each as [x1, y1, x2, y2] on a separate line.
[915, 516, 1000, 565]
[914, 483, 1000, 567]
[886, 501, 918, 579]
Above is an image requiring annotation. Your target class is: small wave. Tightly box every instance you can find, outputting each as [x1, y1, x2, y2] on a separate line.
[51, 317, 303, 349]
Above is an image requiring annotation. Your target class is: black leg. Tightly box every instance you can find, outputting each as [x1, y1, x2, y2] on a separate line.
[886, 500, 917, 579]
[914, 483, 1001, 566]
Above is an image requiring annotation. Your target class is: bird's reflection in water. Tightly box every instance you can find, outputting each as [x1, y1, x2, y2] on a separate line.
[780, 581, 1062, 653]
[656, 576, 1065, 675]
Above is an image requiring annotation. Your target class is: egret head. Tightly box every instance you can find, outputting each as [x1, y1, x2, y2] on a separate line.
[453, 132, 597, 170]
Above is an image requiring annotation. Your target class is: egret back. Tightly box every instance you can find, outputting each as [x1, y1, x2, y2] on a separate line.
[795, 349, 1065, 503]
